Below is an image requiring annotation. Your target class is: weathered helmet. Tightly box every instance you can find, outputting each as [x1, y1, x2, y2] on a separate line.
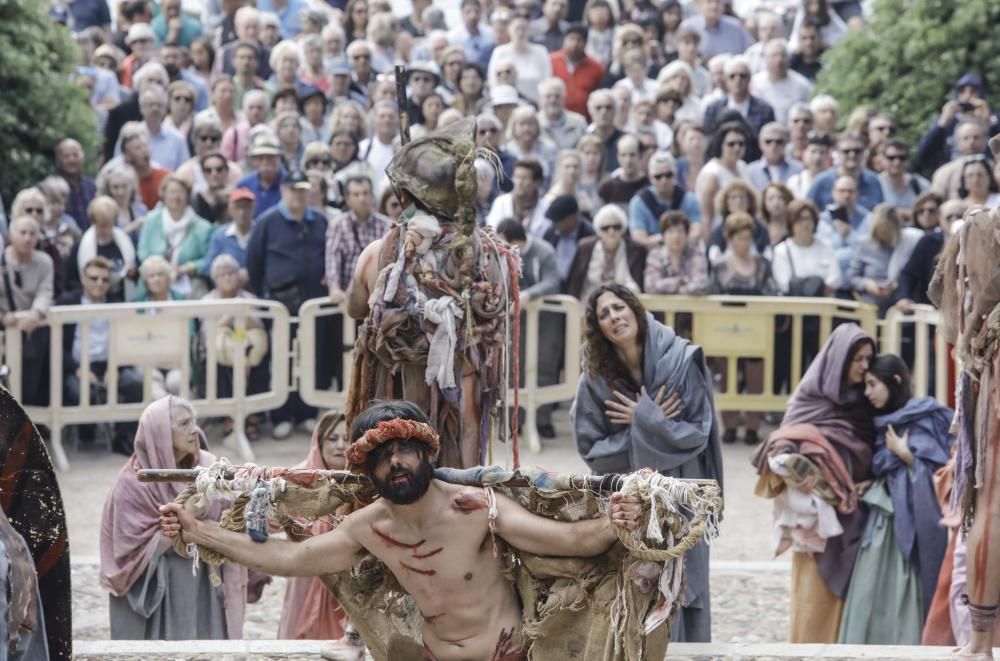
[385, 117, 478, 225]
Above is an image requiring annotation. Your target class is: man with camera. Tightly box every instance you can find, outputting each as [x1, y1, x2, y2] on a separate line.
[817, 175, 872, 279]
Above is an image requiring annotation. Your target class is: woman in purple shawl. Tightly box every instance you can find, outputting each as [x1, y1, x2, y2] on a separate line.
[770, 323, 876, 643]
[99, 397, 251, 640]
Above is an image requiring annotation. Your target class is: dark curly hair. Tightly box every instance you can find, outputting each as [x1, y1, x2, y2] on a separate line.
[583, 284, 649, 393]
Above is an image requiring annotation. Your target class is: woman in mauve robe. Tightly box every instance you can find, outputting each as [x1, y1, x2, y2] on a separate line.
[99, 397, 250, 640]
[769, 323, 877, 644]
[277, 410, 350, 640]
[571, 283, 723, 643]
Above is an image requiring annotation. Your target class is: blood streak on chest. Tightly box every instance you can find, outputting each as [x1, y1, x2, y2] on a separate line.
[452, 490, 488, 514]
[370, 524, 425, 549]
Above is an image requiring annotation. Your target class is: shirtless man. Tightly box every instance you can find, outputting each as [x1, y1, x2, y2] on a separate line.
[159, 400, 642, 660]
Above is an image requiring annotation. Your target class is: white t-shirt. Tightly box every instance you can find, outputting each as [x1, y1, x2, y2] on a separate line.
[771, 237, 842, 293]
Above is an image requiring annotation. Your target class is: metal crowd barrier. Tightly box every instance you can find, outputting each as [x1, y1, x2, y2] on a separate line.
[880, 304, 949, 404]
[294, 295, 584, 455]
[640, 294, 880, 412]
[0, 294, 946, 471]
[4, 299, 291, 471]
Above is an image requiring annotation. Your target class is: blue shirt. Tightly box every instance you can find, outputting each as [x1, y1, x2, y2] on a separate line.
[627, 188, 702, 236]
[745, 158, 805, 193]
[818, 204, 872, 278]
[679, 14, 753, 59]
[69, 0, 111, 30]
[151, 13, 204, 46]
[147, 125, 190, 171]
[235, 171, 284, 218]
[256, 0, 309, 39]
[201, 222, 254, 278]
[246, 202, 327, 299]
[807, 168, 886, 213]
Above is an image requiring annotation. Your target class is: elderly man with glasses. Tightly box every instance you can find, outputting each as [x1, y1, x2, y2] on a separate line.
[807, 130, 886, 212]
[878, 138, 929, 213]
[702, 56, 776, 162]
[746, 122, 804, 193]
[585, 90, 625, 175]
[629, 150, 701, 249]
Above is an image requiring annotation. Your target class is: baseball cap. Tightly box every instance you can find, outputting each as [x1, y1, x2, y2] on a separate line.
[283, 170, 312, 190]
[228, 187, 256, 204]
[249, 133, 281, 157]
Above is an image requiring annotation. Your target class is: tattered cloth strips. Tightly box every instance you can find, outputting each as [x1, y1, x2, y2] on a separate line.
[346, 117, 522, 469]
[152, 463, 721, 661]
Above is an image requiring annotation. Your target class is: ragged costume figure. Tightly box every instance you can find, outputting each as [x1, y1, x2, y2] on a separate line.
[345, 117, 523, 469]
[928, 135, 1000, 661]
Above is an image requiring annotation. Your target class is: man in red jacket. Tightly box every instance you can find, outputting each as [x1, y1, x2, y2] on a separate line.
[549, 23, 604, 119]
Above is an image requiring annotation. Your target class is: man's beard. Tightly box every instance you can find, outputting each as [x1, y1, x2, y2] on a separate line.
[372, 458, 434, 505]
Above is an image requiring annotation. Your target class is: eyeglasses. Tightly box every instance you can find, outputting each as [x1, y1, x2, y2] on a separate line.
[204, 165, 227, 173]
[23, 207, 44, 214]
[884, 153, 907, 162]
[599, 224, 623, 232]
[85, 274, 110, 283]
[651, 172, 675, 180]
[728, 72, 750, 80]
[172, 95, 194, 104]
[763, 138, 785, 145]
[307, 158, 333, 167]
[199, 134, 222, 143]
[840, 147, 863, 155]
[724, 140, 745, 148]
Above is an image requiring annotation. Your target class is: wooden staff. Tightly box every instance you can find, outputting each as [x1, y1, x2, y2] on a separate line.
[395, 64, 411, 146]
[137, 468, 719, 494]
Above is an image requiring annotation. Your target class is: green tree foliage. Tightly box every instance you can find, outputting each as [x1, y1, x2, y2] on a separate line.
[817, 0, 1000, 162]
[0, 0, 100, 205]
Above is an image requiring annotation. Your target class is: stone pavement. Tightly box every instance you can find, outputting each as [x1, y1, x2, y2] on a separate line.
[64, 407, 791, 647]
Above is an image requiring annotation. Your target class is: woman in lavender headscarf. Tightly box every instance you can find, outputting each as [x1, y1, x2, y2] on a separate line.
[752, 323, 876, 644]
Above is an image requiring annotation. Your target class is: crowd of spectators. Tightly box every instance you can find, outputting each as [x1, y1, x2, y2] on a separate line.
[0, 0, 991, 448]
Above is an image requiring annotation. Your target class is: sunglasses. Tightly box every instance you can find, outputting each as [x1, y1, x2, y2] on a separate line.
[599, 224, 623, 232]
[307, 158, 333, 167]
[651, 172, 675, 180]
[172, 96, 194, 103]
[728, 72, 750, 80]
[199, 134, 222, 142]
[840, 147, 863, 155]
[884, 153, 907, 162]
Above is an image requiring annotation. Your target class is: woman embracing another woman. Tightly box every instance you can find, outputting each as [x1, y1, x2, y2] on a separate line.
[751, 324, 876, 643]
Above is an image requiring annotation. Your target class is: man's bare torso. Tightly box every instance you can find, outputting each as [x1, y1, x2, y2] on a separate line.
[341, 481, 522, 660]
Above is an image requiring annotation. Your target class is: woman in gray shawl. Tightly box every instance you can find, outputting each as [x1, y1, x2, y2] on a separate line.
[570, 283, 724, 643]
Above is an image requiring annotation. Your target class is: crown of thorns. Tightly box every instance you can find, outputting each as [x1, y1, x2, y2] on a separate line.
[346, 419, 441, 467]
